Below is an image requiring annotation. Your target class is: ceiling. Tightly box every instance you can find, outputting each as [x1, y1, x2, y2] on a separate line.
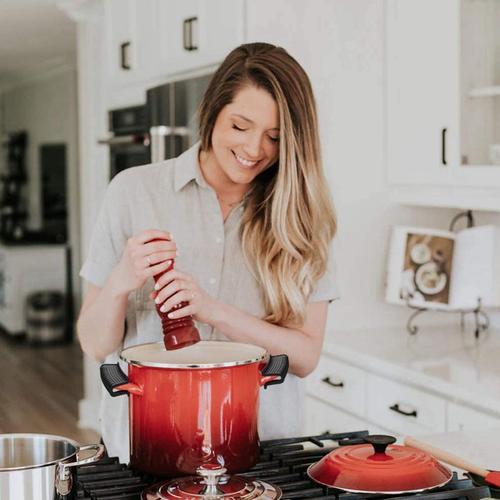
[0, 0, 76, 89]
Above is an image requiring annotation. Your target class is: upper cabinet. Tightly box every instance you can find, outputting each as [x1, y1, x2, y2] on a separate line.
[386, 0, 500, 211]
[104, 0, 244, 94]
[157, 0, 245, 76]
[105, 0, 159, 88]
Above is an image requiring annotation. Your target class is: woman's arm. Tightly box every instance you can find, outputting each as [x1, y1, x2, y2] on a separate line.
[152, 268, 329, 377]
[77, 230, 176, 361]
[211, 301, 329, 378]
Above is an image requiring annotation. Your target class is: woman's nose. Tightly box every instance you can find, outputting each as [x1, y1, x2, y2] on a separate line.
[243, 134, 263, 159]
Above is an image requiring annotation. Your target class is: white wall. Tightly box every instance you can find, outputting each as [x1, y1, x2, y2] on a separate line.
[247, 0, 500, 334]
[2, 67, 81, 307]
[76, 0, 500, 433]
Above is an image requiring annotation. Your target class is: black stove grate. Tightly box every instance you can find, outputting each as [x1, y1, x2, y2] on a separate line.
[74, 430, 491, 500]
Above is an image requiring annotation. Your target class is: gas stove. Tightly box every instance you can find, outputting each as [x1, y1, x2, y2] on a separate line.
[74, 430, 492, 499]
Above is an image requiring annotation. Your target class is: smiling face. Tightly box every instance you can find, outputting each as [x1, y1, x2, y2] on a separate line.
[203, 85, 280, 190]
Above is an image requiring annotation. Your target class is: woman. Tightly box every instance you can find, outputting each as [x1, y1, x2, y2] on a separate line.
[78, 42, 338, 462]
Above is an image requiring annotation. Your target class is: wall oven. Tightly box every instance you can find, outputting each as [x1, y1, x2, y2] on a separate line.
[98, 105, 150, 180]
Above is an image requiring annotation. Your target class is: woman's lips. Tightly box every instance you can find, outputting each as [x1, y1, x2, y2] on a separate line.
[232, 150, 260, 168]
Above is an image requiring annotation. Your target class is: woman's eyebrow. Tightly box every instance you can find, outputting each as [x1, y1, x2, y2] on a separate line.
[231, 113, 279, 131]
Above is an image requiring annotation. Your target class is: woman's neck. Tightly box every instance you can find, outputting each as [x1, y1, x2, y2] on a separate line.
[198, 149, 249, 203]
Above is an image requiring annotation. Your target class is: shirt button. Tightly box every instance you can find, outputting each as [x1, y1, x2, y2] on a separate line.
[215, 237, 222, 244]
[209, 278, 217, 285]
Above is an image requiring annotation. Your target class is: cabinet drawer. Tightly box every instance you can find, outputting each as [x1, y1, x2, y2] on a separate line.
[447, 402, 500, 432]
[366, 374, 446, 435]
[307, 356, 365, 416]
[304, 396, 369, 436]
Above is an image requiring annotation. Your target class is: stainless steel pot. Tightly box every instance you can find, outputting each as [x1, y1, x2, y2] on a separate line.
[0, 433, 104, 500]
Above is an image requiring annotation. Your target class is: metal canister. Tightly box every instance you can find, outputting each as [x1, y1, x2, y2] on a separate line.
[25, 291, 66, 343]
[0, 433, 103, 499]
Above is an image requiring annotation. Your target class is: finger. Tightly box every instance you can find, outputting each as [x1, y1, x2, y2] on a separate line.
[160, 290, 194, 313]
[155, 279, 192, 305]
[142, 259, 172, 278]
[144, 251, 176, 266]
[149, 291, 157, 300]
[138, 240, 177, 256]
[159, 289, 193, 312]
[135, 229, 173, 244]
[154, 269, 193, 290]
[167, 303, 194, 319]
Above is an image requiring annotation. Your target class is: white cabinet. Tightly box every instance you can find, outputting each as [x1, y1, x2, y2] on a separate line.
[447, 402, 500, 432]
[386, 0, 500, 210]
[157, 0, 244, 76]
[304, 396, 370, 436]
[306, 351, 500, 437]
[105, 0, 159, 88]
[365, 373, 446, 436]
[307, 357, 365, 416]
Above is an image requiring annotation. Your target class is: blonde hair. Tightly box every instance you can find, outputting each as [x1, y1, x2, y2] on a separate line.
[199, 43, 337, 326]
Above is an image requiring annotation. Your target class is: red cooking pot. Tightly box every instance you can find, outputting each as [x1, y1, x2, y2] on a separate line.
[308, 435, 453, 494]
[100, 341, 288, 477]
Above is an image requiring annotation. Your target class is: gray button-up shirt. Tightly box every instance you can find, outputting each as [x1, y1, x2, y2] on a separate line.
[80, 142, 339, 463]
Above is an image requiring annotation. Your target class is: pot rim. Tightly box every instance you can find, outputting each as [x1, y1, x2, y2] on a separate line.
[120, 340, 269, 369]
[306, 463, 453, 494]
[0, 433, 79, 472]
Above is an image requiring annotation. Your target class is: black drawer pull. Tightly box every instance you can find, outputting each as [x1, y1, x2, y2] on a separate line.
[389, 403, 417, 418]
[321, 376, 344, 388]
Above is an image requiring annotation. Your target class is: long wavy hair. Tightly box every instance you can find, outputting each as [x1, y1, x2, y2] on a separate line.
[198, 43, 337, 326]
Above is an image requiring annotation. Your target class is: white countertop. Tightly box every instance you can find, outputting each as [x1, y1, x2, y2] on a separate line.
[323, 324, 500, 415]
[409, 429, 500, 476]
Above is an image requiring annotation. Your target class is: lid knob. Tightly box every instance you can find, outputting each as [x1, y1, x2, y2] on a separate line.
[364, 435, 397, 454]
[197, 463, 227, 496]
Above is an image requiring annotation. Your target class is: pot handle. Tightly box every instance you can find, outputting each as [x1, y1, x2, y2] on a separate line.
[260, 354, 289, 388]
[100, 363, 143, 397]
[56, 443, 105, 495]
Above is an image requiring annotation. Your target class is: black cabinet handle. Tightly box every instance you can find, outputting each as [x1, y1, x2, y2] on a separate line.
[120, 41, 131, 70]
[321, 376, 344, 388]
[183, 17, 198, 51]
[389, 403, 417, 418]
[441, 128, 447, 166]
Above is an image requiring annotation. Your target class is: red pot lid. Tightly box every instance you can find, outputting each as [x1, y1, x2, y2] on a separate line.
[141, 464, 282, 499]
[307, 435, 452, 494]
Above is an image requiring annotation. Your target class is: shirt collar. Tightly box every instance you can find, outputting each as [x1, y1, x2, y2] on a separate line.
[173, 141, 208, 192]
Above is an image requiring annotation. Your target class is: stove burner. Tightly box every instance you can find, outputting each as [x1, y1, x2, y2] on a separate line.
[74, 430, 492, 500]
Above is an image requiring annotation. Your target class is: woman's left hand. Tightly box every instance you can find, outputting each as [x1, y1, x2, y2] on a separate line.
[150, 269, 219, 324]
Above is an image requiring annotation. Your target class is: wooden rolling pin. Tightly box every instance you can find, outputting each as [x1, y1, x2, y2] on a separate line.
[405, 436, 500, 488]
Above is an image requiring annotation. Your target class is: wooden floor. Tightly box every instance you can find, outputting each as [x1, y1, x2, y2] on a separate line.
[0, 332, 100, 444]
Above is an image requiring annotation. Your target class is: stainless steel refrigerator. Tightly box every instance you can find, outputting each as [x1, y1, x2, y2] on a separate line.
[146, 74, 212, 162]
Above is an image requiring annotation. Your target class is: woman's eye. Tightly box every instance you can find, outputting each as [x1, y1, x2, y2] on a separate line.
[232, 124, 246, 131]
[269, 136, 279, 143]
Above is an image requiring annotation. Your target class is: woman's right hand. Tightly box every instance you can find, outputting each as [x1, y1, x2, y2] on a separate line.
[113, 229, 176, 295]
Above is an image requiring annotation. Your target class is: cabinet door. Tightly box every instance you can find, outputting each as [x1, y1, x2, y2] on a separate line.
[157, 0, 244, 76]
[105, 0, 137, 86]
[304, 396, 369, 436]
[366, 373, 446, 436]
[447, 402, 500, 432]
[386, 0, 459, 186]
[105, 0, 158, 88]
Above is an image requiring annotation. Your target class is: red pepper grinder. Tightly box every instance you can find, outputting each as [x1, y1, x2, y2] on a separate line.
[150, 240, 200, 350]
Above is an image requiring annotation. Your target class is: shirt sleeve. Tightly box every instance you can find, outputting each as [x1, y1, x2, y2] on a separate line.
[79, 172, 132, 287]
[309, 242, 341, 303]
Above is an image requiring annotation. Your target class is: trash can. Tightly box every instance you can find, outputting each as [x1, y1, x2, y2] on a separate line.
[25, 290, 66, 344]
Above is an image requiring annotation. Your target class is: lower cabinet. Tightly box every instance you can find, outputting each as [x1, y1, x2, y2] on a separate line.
[305, 354, 500, 437]
[447, 402, 500, 432]
[303, 396, 371, 436]
[365, 373, 446, 436]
